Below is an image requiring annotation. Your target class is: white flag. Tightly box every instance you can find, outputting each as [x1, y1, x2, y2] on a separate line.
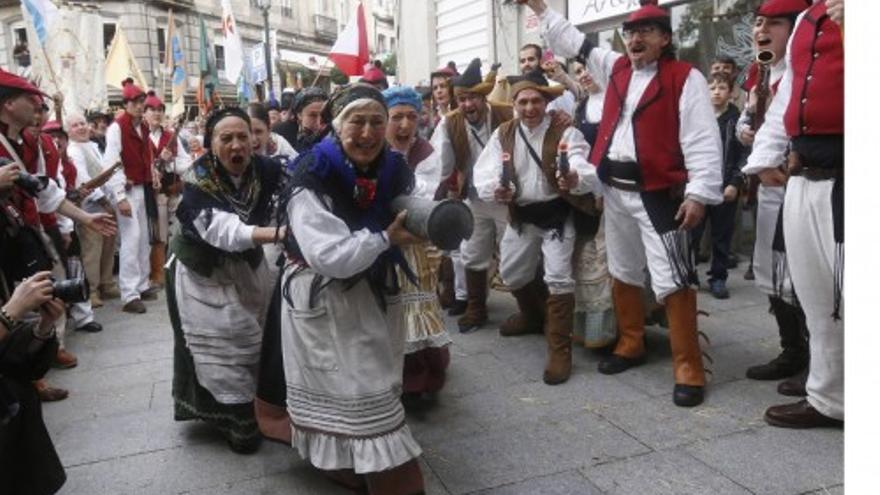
[221, 0, 243, 84]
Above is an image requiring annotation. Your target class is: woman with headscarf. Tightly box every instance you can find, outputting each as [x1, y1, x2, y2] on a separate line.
[165, 107, 285, 454]
[278, 84, 425, 494]
[382, 85, 451, 406]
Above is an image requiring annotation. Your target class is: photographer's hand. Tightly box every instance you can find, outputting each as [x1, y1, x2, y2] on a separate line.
[2, 271, 55, 320]
[0, 162, 21, 191]
[36, 298, 65, 337]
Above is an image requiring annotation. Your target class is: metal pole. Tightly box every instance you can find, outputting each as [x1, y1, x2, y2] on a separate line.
[262, 7, 274, 101]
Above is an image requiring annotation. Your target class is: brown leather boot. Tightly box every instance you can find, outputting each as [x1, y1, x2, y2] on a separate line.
[499, 278, 548, 337]
[458, 269, 488, 333]
[598, 279, 646, 374]
[543, 293, 574, 385]
[437, 256, 455, 309]
[150, 243, 166, 288]
[665, 288, 706, 407]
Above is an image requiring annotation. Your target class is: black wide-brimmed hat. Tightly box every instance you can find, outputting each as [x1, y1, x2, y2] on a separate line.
[451, 58, 494, 95]
[506, 69, 564, 101]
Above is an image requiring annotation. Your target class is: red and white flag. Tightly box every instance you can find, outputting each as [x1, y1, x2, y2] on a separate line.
[328, 2, 369, 76]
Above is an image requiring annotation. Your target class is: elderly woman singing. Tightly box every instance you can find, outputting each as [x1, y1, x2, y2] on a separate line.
[278, 84, 425, 494]
[165, 107, 285, 454]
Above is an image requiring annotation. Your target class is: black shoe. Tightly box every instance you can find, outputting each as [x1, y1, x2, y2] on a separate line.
[122, 299, 147, 314]
[695, 253, 710, 264]
[227, 434, 261, 454]
[709, 279, 730, 300]
[764, 400, 842, 429]
[140, 287, 160, 301]
[746, 352, 808, 381]
[75, 321, 103, 333]
[597, 354, 645, 375]
[743, 267, 755, 281]
[727, 256, 740, 269]
[447, 299, 467, 316]
[673, 384, 704, 407]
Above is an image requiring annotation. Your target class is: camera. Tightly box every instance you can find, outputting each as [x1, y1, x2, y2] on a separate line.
[14, 169, 49, 198]
[51, 277, 89, 304]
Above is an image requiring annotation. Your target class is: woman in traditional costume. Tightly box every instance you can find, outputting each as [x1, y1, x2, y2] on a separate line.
[279, 84, 425, 494]
[382, 86, 451, 406]
[166, 107, 285, 454]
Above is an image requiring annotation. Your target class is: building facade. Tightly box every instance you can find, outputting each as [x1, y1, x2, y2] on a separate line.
[0, 0, 397, 110]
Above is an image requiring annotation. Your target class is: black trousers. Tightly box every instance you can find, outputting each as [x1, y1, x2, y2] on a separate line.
[690, 200, 738, 282]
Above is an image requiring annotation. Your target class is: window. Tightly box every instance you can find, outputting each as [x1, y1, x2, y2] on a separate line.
[390, 37, 396, 53]
[214, 44, 226, 72]
[377, 34, 386, 53]
[280, 0, 293, 17]
[14, 28, 26, 45]
[157, 27, 166, 65]
[103, 23, 117, 56]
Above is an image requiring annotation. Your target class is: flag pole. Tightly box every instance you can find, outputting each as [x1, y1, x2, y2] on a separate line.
[161, 9, 173, 104]
[310, 58, 330, 87]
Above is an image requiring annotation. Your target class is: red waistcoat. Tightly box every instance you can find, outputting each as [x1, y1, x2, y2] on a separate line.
[0, 123, 41, 227]
[784, 1, 843, 137]
[590, 57, 693, 191]
[149, 128, 176, 157]
[116, 113, 153, 185]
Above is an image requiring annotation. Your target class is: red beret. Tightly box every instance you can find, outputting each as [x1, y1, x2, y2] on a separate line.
[0, 68, 47, 98]
[144, 90, 164, 110]
[42, 120, 63, 134]
[623, 0, 671, 32]
[756, 0, 810, 18]
[121, 77, 145, 102]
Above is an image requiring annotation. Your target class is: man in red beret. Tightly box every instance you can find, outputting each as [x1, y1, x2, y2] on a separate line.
[101, 78, 157, 314]
[525, 0, 723, 407]
[736, 0, 813, 402]
[744, 0, 844, 429]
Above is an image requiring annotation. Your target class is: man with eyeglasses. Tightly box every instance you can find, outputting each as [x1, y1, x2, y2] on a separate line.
[524, 0, 722, 407]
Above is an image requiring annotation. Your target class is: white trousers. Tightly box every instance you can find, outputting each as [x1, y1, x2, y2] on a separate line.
[499, 217, 575, 294]
[117, 185, 152, 303]
[783, 176, 843, 419]
[753, 184, 795, 300]
[450, 249, 467, 301]
[461, 199, 508, 271]
[603, 187, 689, 301]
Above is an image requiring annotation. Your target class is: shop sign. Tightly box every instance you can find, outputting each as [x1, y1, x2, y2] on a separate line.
[567, 0, 677, 27]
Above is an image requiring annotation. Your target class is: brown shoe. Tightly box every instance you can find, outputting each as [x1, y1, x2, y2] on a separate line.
[89, 291, 104, 308]
[458, 269, 488, 333]
[764, 399, 843, 429]
[54, 349, 78, 369]
[140, 287, 160, 301]
[543, 293, 574, 385]
[123, 299, 147, 314]
[100, 284, 121, 299]
[34, 379, 69, 402]
[437, 256, 455, 309]
[499, 278, 548, 337]
[778, 368, 808, 397]
[665, 288, 706, 407]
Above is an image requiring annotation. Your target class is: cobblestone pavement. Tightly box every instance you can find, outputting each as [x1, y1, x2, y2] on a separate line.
[46, 264, 842, 494]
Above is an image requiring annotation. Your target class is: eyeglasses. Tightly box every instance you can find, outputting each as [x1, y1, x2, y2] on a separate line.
[622, 25, 658, 40]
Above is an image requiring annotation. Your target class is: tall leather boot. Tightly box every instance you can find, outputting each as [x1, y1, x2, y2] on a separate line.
[458, 269, 488, 333]
[746, 296, 810, 380]
[149, 242, 166, 288]
[437, 256, 455, 309]
[499, 278, 548, 337]
[543, 293, 574, 385]
[598, 279, 646, 375]
[665, 288, 706, 407]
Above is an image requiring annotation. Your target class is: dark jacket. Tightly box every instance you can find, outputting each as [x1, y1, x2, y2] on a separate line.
[718, 104, 746, 189]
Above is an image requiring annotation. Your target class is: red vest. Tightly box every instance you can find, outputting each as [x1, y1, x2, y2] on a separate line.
[0, 123, 41, 226]
[590, 57, 693, 191]
[116, 112, 153, 185]
[784, 1, 843, 137]
[148, 128, 176, 157]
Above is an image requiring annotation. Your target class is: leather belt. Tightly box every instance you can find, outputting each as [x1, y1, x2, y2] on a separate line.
[787, 152, 841, 181]
[602, 159, 642, 192]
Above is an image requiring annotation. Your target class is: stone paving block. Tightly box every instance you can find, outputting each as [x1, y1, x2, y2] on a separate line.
[594, 394, 748, 450]
[186, 471, 348, 495]
[684, 427, 844, 495]
[57, 441, 305, 494]
[705, 378, 789, 426]
[150, 379, 174, 410]
[440, 351, 531, 399]
[581, 450, 751, 495]
[474, 469, 602, 494]
[805, 485, 844, 495]
[697, 310, 774, 348]
[407, 393, 491, 446]
[46, 355, 173, 394]
[423, 409, 650, 494]
[50, 408, 209, 467]
[707, 341, 781, 386]
[42, 381, 153, 429]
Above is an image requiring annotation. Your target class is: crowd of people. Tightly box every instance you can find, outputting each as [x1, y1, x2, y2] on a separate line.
[0, 0, 843, 493]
